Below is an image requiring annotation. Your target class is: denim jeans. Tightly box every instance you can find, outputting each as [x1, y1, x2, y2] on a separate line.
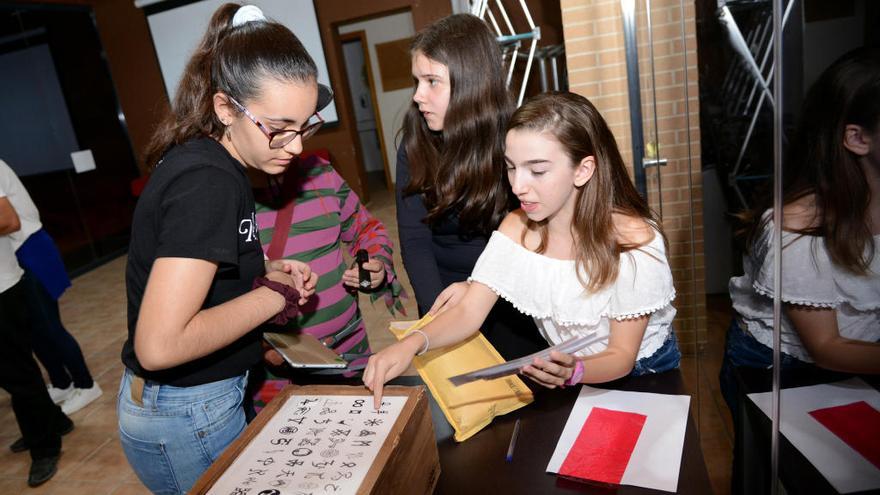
[117, 369, 247, 494]
[630, 330, 682, 376]
[719, 319, 811, 424]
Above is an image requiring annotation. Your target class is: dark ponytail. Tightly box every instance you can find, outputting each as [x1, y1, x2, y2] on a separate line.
[144, 3, 318, 168]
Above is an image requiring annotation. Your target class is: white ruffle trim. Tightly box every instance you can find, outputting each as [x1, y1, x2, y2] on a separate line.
[752, 281, 839, 309]
[472, 277, 676, 327]
[609, 289, 677, 320]
[468, 230, 677, 327]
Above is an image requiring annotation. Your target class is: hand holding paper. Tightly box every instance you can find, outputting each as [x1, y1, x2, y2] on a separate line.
[522, 351, 580, 389]
[447, 333, 604, 386]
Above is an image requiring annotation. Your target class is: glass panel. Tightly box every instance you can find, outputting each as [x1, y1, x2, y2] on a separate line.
[774, 1, 879, 494]
[628, 0, 708, 468]
[0, 4, 141, 274]
[692, 1, 781, 492]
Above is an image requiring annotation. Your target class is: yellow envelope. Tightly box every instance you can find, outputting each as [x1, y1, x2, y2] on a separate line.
[390, 316, 533, 442]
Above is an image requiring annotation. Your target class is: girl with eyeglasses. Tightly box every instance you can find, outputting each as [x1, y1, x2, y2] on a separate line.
[118, 5, 324, 492]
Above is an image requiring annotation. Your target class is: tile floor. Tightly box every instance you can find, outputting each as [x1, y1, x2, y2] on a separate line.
[0, 184, 734, 494]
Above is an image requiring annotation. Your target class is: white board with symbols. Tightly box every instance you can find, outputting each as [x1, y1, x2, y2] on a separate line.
[206, 394, 407, 495]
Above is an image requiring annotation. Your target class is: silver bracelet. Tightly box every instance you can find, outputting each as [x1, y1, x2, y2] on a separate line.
[410, 329, 430, 356]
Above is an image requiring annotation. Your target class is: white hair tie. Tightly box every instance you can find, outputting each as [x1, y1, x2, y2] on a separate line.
[232, 5, 266, 27]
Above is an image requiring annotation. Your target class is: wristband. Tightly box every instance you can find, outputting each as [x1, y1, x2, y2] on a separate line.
[409, 329, 430, 356]
[253, 276, 301, 325]
[563, 360, 584, 387]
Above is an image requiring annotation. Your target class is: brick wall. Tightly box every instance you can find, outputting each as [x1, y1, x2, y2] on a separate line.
[561, 0, 706, 352]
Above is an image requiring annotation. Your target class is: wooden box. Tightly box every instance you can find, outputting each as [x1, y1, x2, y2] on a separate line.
[191, 385, 439, 495]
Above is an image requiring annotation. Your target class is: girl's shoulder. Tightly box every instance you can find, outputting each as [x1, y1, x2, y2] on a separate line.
[781, 194, 821, 231]
[613, 213, 657, 247]
[498, 210, 544, 252]
[498, 210, 529, 237]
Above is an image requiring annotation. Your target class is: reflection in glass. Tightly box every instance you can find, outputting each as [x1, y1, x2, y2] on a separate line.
[723, 47, 880, 493]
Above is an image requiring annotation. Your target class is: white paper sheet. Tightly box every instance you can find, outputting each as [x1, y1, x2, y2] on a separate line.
[547, 386, 690, 493]
[747, 378, 880, 493]
[207, 394, 407, 495]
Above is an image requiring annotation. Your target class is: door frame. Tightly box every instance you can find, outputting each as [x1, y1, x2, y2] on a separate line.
[338, 30, 394, 192]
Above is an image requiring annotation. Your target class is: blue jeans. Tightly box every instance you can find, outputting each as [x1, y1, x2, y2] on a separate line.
[630, 330, 681, 376]
[719, 319, 811, 423]
[117, 369, 247, 494]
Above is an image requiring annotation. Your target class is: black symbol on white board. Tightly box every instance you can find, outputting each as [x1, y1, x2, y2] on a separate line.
[258, 490, 281, 495]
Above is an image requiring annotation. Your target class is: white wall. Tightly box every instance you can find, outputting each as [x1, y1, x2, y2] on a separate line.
[146, 0, 339, 124]
[339, 11, 415, 183]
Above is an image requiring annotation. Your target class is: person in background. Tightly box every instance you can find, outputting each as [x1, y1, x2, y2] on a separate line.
[1, 162, 73, 487]
[254, 151, 406, 373]
[0, 159, 101, 426]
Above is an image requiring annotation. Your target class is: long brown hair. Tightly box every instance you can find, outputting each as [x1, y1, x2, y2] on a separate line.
[508, 92, 663, 293]
[400, 14, 513, 235]
[144, 3, 319, 168]
[743, 47, 879, 274]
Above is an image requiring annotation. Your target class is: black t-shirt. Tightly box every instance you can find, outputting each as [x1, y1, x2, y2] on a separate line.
[122, 137, 265, 386]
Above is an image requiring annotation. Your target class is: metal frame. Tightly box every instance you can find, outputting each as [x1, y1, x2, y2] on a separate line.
[471, 0, 545, 106]
[717, 0, 795, 208]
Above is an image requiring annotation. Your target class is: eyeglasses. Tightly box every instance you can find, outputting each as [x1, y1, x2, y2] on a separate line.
[227, 95, 324, 149]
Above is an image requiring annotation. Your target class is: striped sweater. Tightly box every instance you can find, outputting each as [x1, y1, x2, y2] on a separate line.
[255, 153, 405, 369]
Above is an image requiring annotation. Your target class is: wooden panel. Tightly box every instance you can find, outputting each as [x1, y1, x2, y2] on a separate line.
[375, 37, 413, 91]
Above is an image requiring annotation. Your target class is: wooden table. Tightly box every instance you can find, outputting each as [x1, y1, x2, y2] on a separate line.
[402, 370, 710, 494]
[260, 370, 710, 494]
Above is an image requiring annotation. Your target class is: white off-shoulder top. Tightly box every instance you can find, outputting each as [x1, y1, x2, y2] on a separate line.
[729, 219, 880, 362]
[468, 231, 677, 359]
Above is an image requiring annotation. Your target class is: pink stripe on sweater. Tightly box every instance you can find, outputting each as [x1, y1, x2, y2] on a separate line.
[280, 227, 340, 258]
[302, 303, 358, 340]
[295, 249, 344, 276]
[305, 282, 353, 313]
[290, 196, 338, 220]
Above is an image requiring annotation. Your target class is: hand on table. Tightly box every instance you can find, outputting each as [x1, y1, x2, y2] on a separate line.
[363, 337, 423, 409]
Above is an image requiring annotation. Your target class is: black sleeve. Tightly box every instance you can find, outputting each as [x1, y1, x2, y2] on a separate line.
[395, 145, 444, 315]
[156, 166, 242, 265]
